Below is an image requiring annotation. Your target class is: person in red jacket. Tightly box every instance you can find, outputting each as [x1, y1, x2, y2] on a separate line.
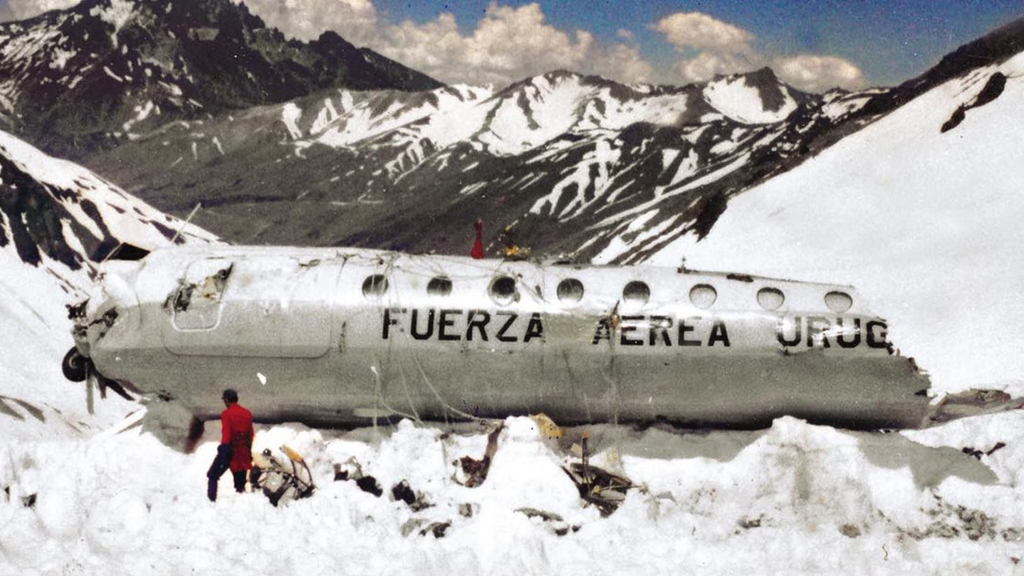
[470, 219, 484, 259]
[206, 388, 254, 502]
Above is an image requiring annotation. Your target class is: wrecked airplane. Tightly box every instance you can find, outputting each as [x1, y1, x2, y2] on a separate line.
[62, 245, 1020, 433]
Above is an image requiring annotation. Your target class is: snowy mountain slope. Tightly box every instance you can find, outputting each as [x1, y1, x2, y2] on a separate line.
[702, 68, 802, 124]
[75, 18, 1024, 267]
[4, 11, 1023, 269]
[0, 129, 216, 439]
[649, 52, 1024, 394]
[3, 414, 1024, 575]
[0, 0, 441, 157]
[81, 67, 866, 255]
[0, 130, 214, 268]
[306, 84, 497, 163]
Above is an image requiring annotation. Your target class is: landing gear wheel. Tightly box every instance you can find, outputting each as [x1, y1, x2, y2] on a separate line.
[62, 348, 89, 382]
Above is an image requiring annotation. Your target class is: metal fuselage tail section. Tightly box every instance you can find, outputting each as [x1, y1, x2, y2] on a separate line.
[74, 246, 931, 429]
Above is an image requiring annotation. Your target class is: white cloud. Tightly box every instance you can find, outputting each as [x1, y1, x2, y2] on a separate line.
[231, 0, 379, 45]
[653, 12, 753, 53]
[654, 11, 865, 92]
[585, 43, 655, 84]
[675, 50, 759, 84]
[378, 2, 598, 85]
[772, 54, 866, 92]
[236, 0, 646, 87]
[373, 3, 596, 86]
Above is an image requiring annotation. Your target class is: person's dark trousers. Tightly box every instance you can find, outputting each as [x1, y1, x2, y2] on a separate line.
[232, 470, 247, 493]
[207, 444, 232, 502]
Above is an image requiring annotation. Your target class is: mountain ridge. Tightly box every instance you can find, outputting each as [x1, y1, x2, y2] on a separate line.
[0, 0, 442, 157]
[3, 6, 1023, 270]
[76, 65, 864, 261]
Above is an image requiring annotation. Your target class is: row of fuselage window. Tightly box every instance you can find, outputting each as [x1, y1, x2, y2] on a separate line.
[360, 273, 855, 314]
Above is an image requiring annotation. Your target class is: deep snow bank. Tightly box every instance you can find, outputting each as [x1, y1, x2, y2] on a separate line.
[0, 129, 216, 440]
[2, 415, 1023, 576]
[652, 53, 1024, 394]
[0, 249, 133, 439]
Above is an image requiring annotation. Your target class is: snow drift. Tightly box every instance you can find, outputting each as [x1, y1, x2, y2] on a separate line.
[0, 128, 215, 439]
[3, 415, 1024, 575]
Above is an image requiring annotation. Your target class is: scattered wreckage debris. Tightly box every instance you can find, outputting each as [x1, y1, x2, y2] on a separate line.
[334, 460, 431, 509]
[531, 413, 563, 440]
[334, 457, 383, 497]
[840, 524, 862, 538]
[926, 389, 1024, 425]
[88, 371, 134, 402]
[400, 518, 452, 538]
[454, 423, 505, 488]
[2, 485, 36, 508]
[252, 445, 315, 506]
[516, 508, 580, 536]
[902, 494, 1002, 541]
[962, 442, 1007, 460]
[392, 480, 415, 505]
[563, 433, 634, 517]
[737, 515, 763, 531]
[423, 521, 451, 538]
[391, 480, 432, 511]
[66, 301, 87, 321]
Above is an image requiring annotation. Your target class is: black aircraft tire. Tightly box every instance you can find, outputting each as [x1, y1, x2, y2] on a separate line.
[62, 348, 89, 382]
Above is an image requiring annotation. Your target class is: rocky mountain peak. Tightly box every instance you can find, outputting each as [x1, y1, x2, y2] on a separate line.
[312, 29, 359, 54]
[739, 67, 792, 113]
[0, 0, 442, 157]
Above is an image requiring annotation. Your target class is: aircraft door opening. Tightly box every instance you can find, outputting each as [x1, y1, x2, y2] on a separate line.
[170, 258, 232, 331]
[162, 255, 342, 358]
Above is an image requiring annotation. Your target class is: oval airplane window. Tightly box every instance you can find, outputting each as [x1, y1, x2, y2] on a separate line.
[689, 284, 717, 309]
[557, 278, 584, 304]
[623, 281, 650, 307]
[362, 274, 388, 298]
[757, 287, 785, 311]
[489, 275, 517, 305]
[825, 291, 853, 313]
[427, 276, 453, 297]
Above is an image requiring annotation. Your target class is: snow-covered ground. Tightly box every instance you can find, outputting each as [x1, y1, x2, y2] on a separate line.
[3, 413, 1024, 576]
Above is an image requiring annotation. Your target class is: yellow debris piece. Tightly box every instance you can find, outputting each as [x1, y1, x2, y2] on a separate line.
[281, 445, 305, 463]
[531, 413, 563, 439]
[503, 244, 531, 257]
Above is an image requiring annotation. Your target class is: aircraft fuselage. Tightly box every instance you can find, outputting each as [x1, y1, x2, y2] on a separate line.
[73, 246, 931, 429]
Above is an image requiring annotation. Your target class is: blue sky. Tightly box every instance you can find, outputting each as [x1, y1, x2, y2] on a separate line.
[1, 0, 1021, 89]
[368, 0, 1022, 86]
